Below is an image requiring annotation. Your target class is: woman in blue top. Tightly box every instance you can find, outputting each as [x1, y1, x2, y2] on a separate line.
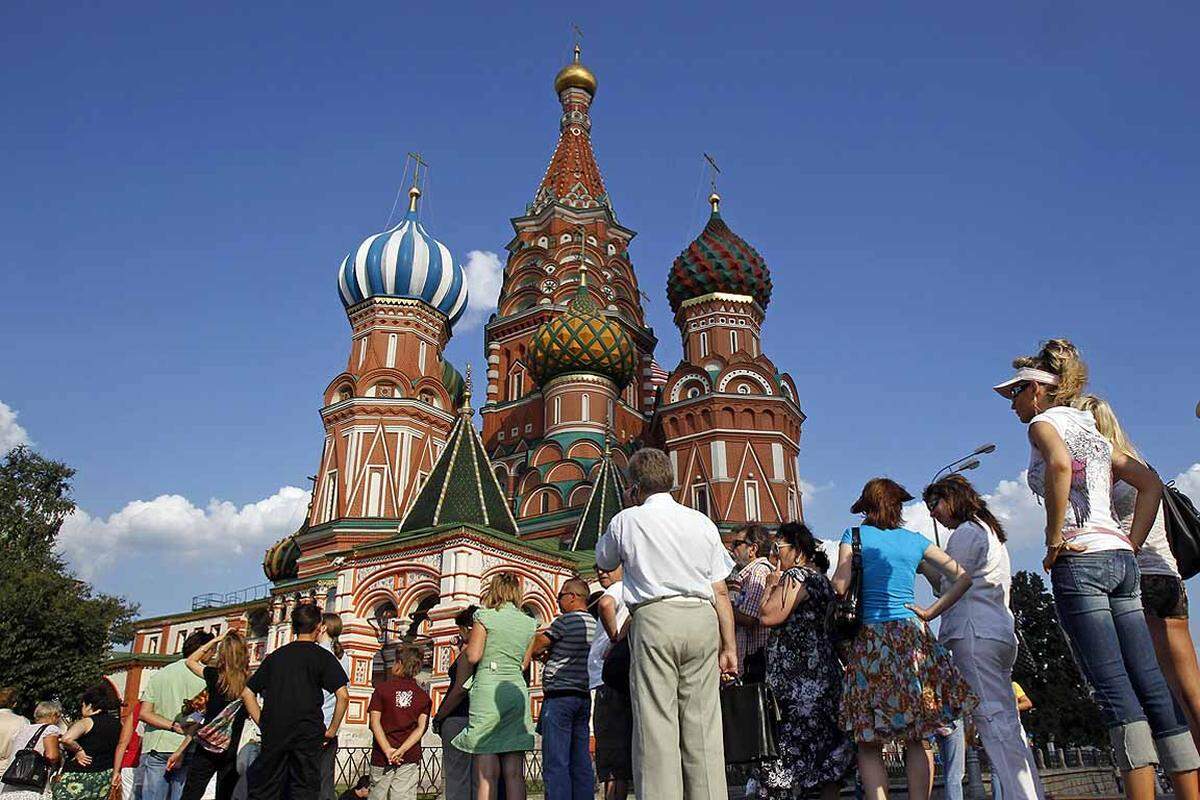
[833, 478, 975, 800]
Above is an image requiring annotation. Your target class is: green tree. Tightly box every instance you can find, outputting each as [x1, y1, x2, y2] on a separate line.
[1010, 570, 1106, 747]
[0, 446, 76, 567]
[0, 446, 138, 715]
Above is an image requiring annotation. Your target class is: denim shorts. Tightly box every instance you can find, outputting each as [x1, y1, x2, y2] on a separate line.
[1141, 574, 1189, 619]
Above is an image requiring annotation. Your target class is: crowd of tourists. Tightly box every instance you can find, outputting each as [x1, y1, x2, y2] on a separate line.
[3, 338, 1198, 800]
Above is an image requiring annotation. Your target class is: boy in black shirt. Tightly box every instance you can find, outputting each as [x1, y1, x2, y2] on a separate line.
[242, 604, 349, 800]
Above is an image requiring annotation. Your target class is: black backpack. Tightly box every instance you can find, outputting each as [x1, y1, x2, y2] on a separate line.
[1, 725, 53, 790]
[1162, 480, 1200, 580]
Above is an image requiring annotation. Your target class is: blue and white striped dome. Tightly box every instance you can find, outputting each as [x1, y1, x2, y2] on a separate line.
[337, 189, 469, 326]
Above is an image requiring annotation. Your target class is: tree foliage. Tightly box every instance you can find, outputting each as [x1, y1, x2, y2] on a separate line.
[0, 446, 138, 716]
[0, 446, 76, 567]
[1010, 570, 1106, 747]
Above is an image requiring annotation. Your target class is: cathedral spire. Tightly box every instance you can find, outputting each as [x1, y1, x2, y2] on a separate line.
[531, 46, 608, 216]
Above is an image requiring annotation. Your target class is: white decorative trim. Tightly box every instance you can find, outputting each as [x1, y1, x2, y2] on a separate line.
[717, 369, 773, 395]
[669, 375, 710, 404]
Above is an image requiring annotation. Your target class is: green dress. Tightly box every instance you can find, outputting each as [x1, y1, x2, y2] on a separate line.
[451, 603, 538, 754]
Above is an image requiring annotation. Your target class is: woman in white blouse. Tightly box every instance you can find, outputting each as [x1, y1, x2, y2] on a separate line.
[1077, 395, 1200, 751]
[919, 475, 1043, 800]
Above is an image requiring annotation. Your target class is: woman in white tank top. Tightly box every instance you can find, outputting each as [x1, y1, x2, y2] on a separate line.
[1075, 395, 1200, 753]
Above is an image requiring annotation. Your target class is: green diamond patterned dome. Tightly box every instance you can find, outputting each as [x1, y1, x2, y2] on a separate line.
[529, 284, 637, 389]
[667, 197, 772, 314]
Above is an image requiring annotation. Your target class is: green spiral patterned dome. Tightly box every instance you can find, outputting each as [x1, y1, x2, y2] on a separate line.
[667, 197, 772, 314]
[529, 283, 637, 389]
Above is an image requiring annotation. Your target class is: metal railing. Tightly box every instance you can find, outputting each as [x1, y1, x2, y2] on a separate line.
[334, 743, 1113, 797]
[191, 583, 272, 610]
[335, 747, 545, 796]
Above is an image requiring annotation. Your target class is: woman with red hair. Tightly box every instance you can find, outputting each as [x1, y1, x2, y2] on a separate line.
[833, 477, 975, 800]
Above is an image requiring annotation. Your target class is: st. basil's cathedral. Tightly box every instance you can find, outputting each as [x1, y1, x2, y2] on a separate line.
[108, 46, 807, 746]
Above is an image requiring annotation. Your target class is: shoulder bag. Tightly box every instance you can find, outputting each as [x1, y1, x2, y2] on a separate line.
[1161, 479, 1200, 580]
[195, 699, 244, 754]
[826, 526, 863, 642]
[1, 725, 53, 790]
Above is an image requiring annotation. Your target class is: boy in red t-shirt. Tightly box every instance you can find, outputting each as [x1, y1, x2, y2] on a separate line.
[367, 645, 431, 800]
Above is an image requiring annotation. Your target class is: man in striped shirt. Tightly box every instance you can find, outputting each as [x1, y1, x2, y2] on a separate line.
[532, 578, 597, 800]
[730, 524, 773, 680]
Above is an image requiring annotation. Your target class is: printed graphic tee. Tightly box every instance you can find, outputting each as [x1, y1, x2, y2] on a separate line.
[368, 678, 432, 766]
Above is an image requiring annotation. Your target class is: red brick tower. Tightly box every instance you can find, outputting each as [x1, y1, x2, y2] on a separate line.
[293, 183, 470, 576]
[482, 45, 657, 542]
[653, 193, 806, 531]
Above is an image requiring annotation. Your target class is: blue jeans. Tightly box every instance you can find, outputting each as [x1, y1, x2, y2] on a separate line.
[936, 720, 965, 800]
[1051, 551, 1199, 772]
[538, 693, 595, 800]
[141, 750, 191, 800]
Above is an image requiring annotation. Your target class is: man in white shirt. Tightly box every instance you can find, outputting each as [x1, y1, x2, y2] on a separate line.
[595, 448, 738, 800]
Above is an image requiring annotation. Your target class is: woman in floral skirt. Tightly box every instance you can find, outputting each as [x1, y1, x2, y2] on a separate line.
[754, 522, 855, 800]
[833, 478, 976, 800]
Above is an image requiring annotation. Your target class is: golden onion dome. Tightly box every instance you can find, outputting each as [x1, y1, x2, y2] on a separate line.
[554, 44, 597, 96]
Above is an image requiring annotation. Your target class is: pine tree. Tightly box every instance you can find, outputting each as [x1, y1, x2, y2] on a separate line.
[1010, 570, 1106, 747]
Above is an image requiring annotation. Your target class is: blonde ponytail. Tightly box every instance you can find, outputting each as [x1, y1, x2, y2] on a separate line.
[1074, 394, 1142, 463]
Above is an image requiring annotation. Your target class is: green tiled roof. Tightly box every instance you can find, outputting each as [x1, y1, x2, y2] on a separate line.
[569, 438, 625, 551]
[399, 383, 519, 537]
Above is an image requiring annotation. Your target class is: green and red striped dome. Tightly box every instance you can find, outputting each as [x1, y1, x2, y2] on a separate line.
[667, 197, 772, 314]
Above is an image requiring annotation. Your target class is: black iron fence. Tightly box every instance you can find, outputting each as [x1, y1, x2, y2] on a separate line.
[334, 747, 543, 796]
[335, 743, 1112, 797]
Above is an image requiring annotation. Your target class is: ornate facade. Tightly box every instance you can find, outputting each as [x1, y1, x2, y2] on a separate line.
[111, 43, 807, 748]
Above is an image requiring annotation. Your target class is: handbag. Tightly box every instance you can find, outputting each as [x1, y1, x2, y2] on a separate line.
[195, 699, 244, 754]
[826, 526, 863, 642]
[1161, 479, 1200, 580]
[1, 725, 52, 790]
[720, 680, 780, 764]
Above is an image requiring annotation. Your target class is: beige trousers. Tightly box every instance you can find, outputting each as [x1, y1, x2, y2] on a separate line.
[629, 598, 727, 800]
[368, 764, 418, 800]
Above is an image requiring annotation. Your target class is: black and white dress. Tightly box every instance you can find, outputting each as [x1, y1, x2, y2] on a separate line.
[754, 566, 855, 798]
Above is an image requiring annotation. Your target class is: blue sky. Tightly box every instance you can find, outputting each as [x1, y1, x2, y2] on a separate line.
[2, 2, 1198, 618]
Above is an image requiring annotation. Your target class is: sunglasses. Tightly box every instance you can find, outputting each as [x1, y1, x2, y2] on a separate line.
[1008, 382, 1030, 398]
[730, 539, 750, 548]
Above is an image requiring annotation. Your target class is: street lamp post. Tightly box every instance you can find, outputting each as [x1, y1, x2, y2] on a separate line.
[929, 444, 996, 547]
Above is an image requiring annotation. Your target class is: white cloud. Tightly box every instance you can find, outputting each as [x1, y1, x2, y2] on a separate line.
[60, 486, 310, 580]
[457, 250, 505, 330]
[1174, 463, 1200, 500]
[0, 401, 32, 452]
[799, 478, 834, 511]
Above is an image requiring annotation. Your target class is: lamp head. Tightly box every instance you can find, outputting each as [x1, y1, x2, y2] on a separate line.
[957, 459, 981, 472]
[974, 443, 997, 455]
